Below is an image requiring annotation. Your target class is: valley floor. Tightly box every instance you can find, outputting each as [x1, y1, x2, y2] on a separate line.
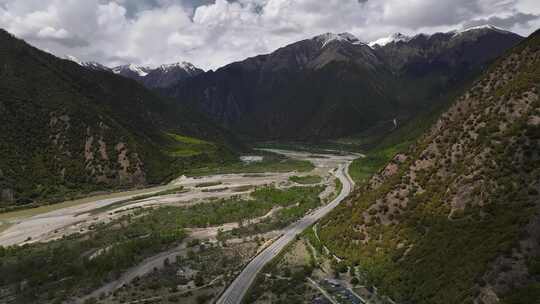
[0, 149, 359, 304]
[0, 150, 356, 247]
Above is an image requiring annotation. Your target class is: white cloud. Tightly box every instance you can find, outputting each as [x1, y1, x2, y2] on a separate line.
[37, 26, 69, 39]
[0, 0, 538, 70]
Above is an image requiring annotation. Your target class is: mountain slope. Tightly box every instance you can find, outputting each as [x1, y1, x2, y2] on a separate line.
[163, 27, 522, 141]
[113, 62, 203, 88]
[319, 29, 540, 304]
[0, 29, 236, 208]
[164, 33, 401, 140]
[373, 25, 523, 111]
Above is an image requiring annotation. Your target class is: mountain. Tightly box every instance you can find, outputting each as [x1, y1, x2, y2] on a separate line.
[112, 64, 152, 79]
[162, 26, 523, 141]
[65, 55, 112, 72]
[64, 60, 204, 89]
[369, 32, 412, 47]
[143, 62, 204, 88]
[0, 29, 237, 209]
[163, 32, 397, 140]
[372, 24, 522, 78]
[319, 29, 540, 304]
[113, 62, 204, 88]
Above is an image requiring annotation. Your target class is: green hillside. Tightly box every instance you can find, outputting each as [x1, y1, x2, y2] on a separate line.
[319, 30, 540, 303]
[0, 29, 238, 210]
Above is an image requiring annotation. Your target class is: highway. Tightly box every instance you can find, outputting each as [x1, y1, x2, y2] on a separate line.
[216, 162, 354, 304]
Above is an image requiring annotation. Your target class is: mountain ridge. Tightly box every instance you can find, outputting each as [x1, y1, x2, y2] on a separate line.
[162, 26, 523, 141]
[111, 62, 204, 88]
[64, 58, 205, 89]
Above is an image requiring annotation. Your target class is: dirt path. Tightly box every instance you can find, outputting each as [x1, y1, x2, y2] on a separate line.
[78, 243, 188, 303]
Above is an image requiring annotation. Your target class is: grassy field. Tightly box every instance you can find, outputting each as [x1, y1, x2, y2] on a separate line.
[185, 152, 314, 176]
[254, 141, 361, 154]
[289, 175, 323, 185]
[165, 132, 216, 157]
[220, 186, 324, 240]
[146, 186, 322, 229]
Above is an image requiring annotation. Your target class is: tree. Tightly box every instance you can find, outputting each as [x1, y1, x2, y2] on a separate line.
[194, 273, 204, 287]
[83, 298, 97, 304]
[196, 293, 214, 304]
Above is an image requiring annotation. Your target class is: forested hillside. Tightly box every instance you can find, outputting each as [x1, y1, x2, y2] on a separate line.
[319, 29, 540, 304]
[0, 29, 238, 209]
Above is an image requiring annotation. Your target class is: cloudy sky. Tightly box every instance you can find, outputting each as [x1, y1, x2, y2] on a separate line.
[1, 0, 539, 70]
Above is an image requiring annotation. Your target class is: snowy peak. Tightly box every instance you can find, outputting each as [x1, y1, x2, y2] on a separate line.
[82, 62, 111, 71]
[112, 62, 203, 78]
[66, 55, 82, 65]
[129, 64, 151, 77]
[369, 25, 518, 48]
[112, 64, 152, 77]
[111, 62, 203, 88]
[65, 55, 111, 71]
[64, 55, 202, 87]
[453, 24, 514, 36]
[314, 32, 364, 48]
[369, 32, 412, 47]
[155, 62, 203, 75]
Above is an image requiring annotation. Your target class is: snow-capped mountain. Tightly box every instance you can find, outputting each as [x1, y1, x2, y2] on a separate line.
[65, 55, 82, 65]
[452, 24, 514, 36]
[314, 32, 365, 48]
[112, 64, 153, 77]
[369, 33, 412, 47]
[112, 62, 203, 88]
[369, 24, 516, 48]
[81, 61, 111, 71]
[162, 26, 523, 140]
[156, 62, 201, 75]
[373, 24, 522, 70]
[63, 57, 203, 88]
[65, 55, 111, 72]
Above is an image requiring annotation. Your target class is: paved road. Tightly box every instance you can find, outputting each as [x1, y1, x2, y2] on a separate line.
[78, 243, 187, 303]
[216, 162, 354, 304]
